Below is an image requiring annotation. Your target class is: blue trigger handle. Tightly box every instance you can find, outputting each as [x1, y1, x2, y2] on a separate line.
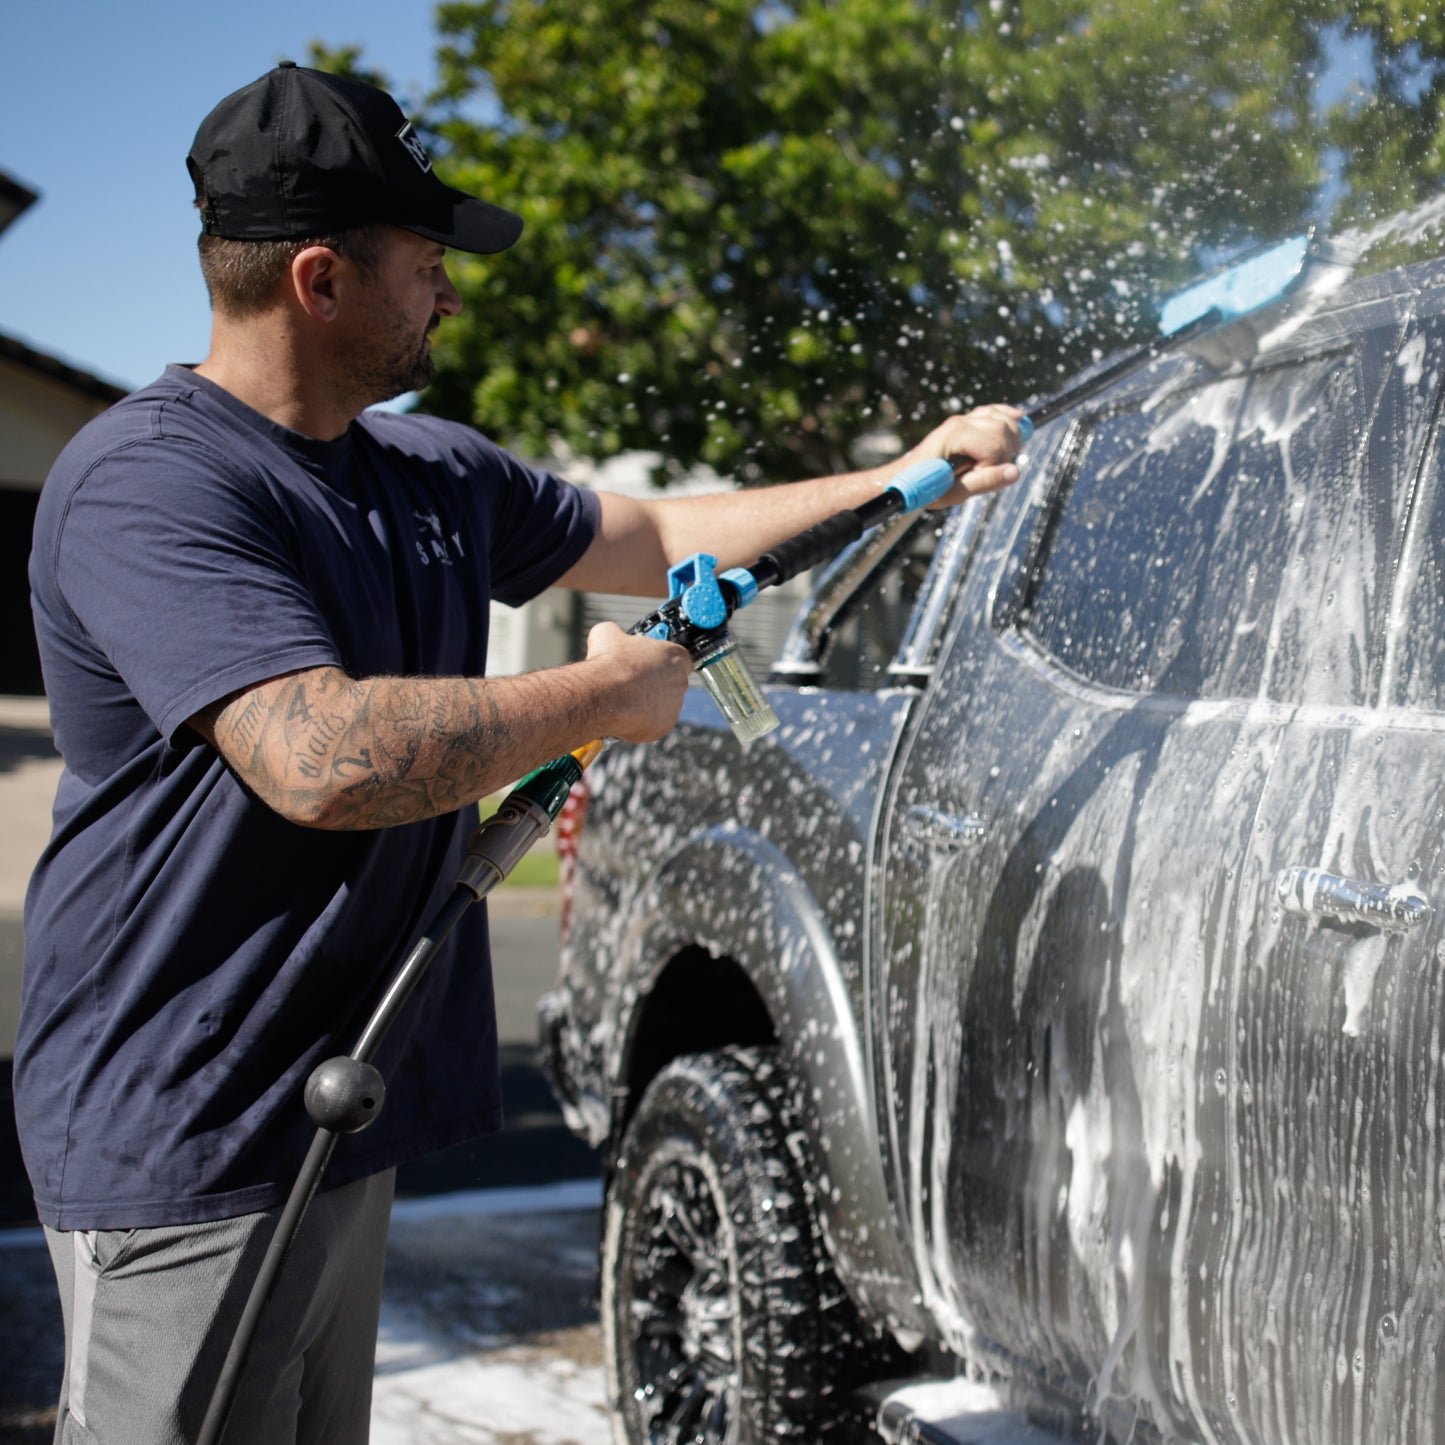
[1019, 415, 1035, 443]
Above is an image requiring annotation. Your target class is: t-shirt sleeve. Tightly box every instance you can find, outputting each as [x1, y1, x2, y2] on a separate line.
[49, 439, 342, 743]
[473, 440, 602, 607]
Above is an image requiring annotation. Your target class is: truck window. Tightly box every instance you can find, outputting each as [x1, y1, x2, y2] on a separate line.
[1015, 354, 1354, 702]
[815, 515, 944, 689]
[773, 511, 949, 690]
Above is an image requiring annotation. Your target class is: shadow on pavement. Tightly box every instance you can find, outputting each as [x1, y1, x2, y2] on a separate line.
[0, 1061, 31, 1227]
[395, 1042, 600, 1201]
[0, 1242, 63, 1444]
[0, 723, 55, 778]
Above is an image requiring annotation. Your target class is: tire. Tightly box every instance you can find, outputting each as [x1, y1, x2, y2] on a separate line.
[601, 1046, 835, 1443]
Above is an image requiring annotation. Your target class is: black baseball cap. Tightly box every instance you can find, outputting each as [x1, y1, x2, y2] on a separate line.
[187, 62, 523, 254]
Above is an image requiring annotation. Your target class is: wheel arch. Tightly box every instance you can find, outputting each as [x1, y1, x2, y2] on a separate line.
[622, 946, 776, 1111]
[609, 822, 931, 1338]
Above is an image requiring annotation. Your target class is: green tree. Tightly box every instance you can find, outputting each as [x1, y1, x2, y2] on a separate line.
[315, 1, 1445, 482]
[1323, 7, 1445, 233]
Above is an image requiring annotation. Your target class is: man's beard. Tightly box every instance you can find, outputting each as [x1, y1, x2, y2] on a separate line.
[370, 326, 436, 402]
[349, 304, 440, 409]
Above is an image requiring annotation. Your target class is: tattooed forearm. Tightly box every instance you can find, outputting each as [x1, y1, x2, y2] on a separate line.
[192, 663, 595, 831]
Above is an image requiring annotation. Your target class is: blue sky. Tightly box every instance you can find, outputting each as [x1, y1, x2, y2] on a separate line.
[2, 6, 1383, 399]
[2, 1, 444, 391]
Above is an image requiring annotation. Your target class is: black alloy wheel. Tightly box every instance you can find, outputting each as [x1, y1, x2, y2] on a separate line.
[601, 1047, 830, 1443]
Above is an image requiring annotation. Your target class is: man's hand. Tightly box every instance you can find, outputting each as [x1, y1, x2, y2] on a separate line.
[903, 403, 1027, 506]
[583, 622, 692, 742]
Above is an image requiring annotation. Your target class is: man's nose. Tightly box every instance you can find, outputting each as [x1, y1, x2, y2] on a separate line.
[436, 264, 463, 317]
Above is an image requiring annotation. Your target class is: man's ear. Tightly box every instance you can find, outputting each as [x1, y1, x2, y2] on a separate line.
[290, 246, 345, 322]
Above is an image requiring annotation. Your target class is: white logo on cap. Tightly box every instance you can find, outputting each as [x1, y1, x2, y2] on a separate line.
[396, 122, 433, 174]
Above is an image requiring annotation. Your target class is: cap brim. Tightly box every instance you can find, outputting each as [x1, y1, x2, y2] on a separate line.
[398, 184, 524, 255]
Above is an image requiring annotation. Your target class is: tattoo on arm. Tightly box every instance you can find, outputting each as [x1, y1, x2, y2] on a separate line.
[199, 666, 531, 831]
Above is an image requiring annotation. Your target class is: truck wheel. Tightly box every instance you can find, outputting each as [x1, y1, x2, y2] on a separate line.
[601, 1047, 830, 1443]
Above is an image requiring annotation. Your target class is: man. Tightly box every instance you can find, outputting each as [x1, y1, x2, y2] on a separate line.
[17, 62, 1022, 1443]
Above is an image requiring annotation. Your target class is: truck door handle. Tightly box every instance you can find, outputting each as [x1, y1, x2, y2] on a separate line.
[1275, 866, 1431, 933]
[902, 805, 985, 851]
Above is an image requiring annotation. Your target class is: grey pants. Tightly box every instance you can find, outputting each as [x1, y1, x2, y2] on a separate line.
[44, 1168, 395, 1445]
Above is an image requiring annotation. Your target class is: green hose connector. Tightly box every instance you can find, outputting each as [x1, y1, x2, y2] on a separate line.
[455, 752, 587, 900]
[513, 752, 585, 820]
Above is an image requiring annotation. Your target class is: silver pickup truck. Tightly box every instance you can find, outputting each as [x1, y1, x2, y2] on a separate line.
[542, 241, 1445, 1445]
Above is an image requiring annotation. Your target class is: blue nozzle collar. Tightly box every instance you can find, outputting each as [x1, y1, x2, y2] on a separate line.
[720, 567, 758, 609]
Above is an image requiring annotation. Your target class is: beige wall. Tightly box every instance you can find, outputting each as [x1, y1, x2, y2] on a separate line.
[0, 356, 117, 490]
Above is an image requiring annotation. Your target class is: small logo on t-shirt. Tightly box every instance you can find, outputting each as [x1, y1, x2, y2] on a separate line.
[414, 509, 466, 567]
[397, 122, 433, 174]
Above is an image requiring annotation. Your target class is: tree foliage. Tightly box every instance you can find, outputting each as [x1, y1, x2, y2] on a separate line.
[315, 2, 1445, 482]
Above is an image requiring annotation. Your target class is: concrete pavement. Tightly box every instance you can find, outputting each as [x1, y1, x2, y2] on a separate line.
[1, 1181, 612, 1445]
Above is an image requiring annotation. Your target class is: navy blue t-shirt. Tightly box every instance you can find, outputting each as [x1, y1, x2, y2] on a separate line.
[18, 365, 600, 1229]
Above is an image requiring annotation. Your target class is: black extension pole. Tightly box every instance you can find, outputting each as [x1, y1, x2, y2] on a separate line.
[196, 879, 490, 1445]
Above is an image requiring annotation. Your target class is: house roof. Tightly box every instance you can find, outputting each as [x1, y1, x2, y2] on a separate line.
[0, 172, 127, 407]
[0, 330, 128, 406]
[0, 173, 38, 241]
